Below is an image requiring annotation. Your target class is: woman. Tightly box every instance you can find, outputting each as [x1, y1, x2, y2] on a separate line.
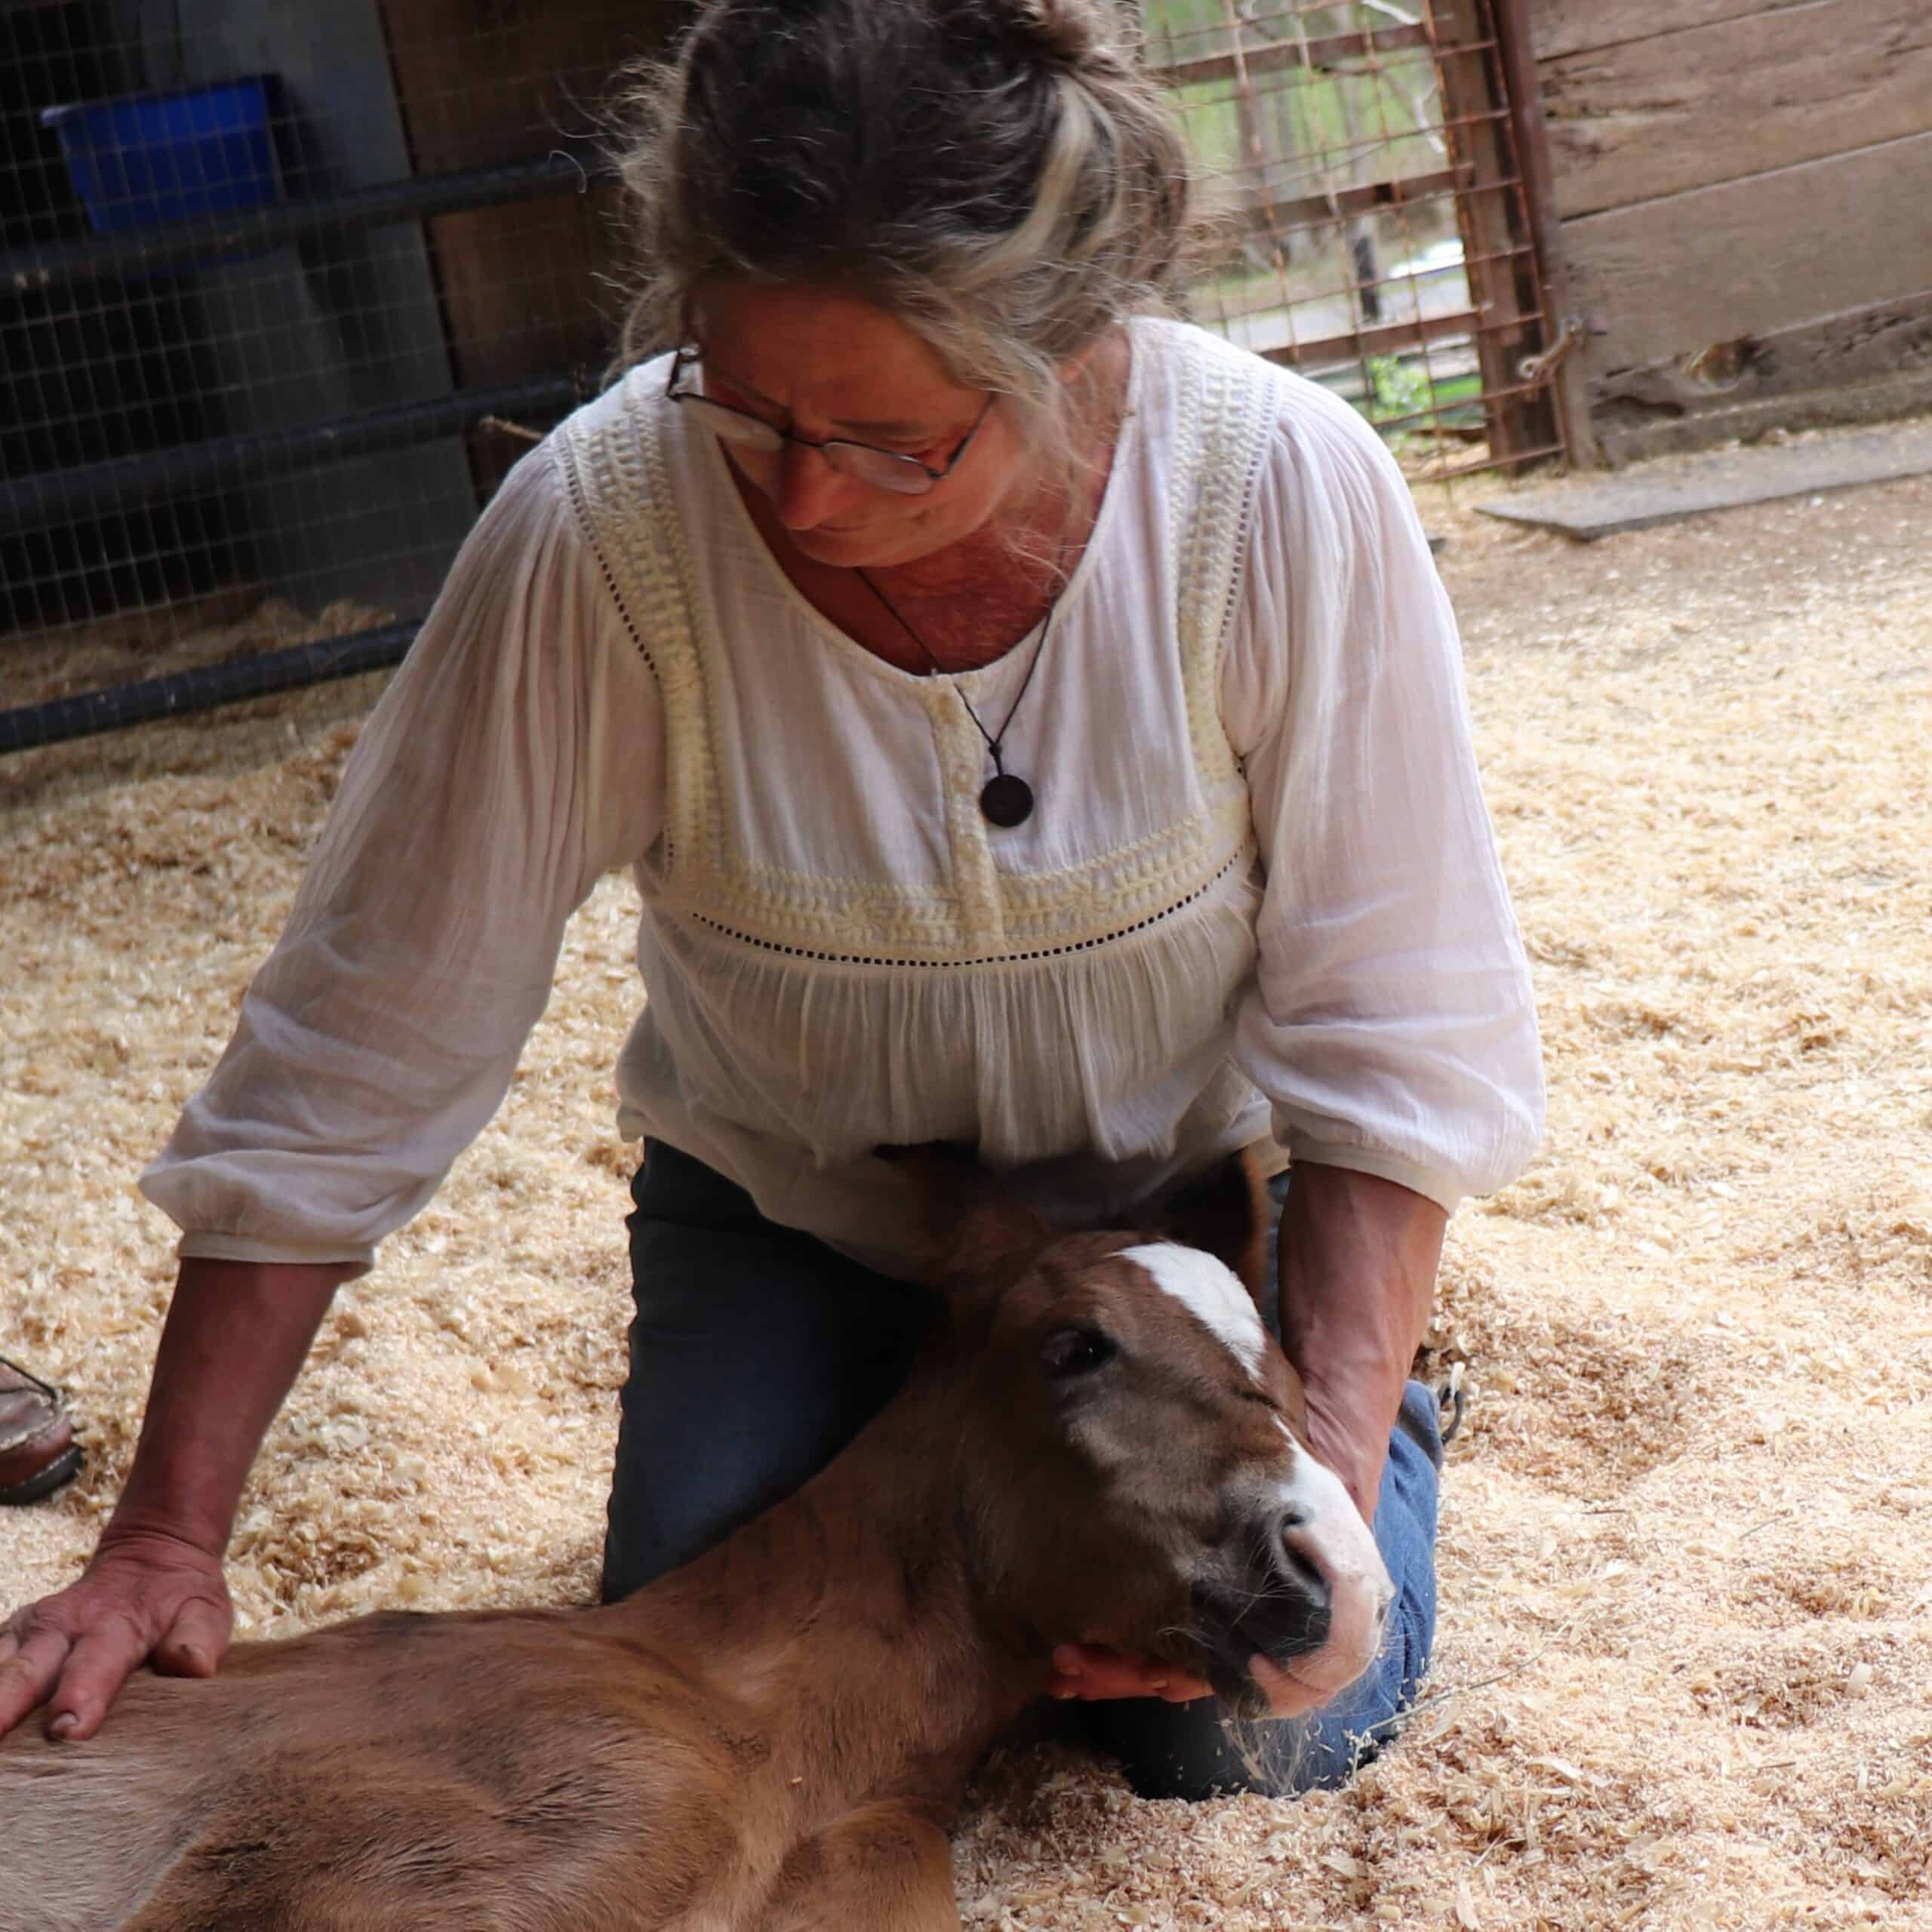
[0, 0, 1541, 1802]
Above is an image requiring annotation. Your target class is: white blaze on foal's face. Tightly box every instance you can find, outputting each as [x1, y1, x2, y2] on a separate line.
[1116, 1242, 1268, 1383]
[1252, 1413, 1392, 1708]
[1118, 1240, 1392, 1713]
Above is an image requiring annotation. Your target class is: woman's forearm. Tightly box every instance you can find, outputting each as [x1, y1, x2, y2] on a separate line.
[1276, 1162, 1447, 1521]
[106, 1257, 353, 1557]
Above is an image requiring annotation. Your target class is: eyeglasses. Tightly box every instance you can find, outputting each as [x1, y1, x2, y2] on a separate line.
[666, 346, 996, 497]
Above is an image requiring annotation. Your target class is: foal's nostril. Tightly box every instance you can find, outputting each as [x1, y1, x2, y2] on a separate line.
[1208, 1512, 1332, 1665]
[1271, 1521, 1327, 1607]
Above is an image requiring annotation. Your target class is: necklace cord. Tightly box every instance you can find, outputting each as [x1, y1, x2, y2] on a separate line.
[854, 566, 1063, 766]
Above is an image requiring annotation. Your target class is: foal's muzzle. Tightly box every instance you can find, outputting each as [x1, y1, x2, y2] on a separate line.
[1189, 1504, 1337, 1712]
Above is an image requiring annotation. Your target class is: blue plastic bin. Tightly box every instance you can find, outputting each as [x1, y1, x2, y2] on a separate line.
[40, 78, 281, 235]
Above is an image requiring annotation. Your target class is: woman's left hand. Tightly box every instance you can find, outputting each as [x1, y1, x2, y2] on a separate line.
[1048, 1643, 1214, 1702]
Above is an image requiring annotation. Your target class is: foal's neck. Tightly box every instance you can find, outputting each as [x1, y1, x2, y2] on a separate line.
[597, 1371, 1043, 1811]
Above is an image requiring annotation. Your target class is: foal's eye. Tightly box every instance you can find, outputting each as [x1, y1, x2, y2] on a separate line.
[1041, 1327, 1118, 1379]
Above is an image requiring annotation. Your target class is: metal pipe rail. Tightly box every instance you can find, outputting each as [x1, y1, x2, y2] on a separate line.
[2, 147, 605, 294]
[0, 373, 585, 534]
[0, 620, 420, 757]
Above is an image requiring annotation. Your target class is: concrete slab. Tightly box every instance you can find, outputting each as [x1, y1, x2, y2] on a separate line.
[1476, 417, 1932, 540]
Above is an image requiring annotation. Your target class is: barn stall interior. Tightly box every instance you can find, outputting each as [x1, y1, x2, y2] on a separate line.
[5, 0, 1931, 1926]
[2, 0, 663, 746]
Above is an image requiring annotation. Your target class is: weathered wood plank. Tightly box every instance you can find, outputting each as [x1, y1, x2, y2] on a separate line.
[1527, 0, 1824, 64]
[1565, 132, 1932, 377]
[377, 0, 675, 492]
[1597, 368, 1932, 463]
[1592, 288, 1932, 416]
[1543, 0, 1932, 219]
[1587, 290, 1932, 460]
[1475, 415, 1932, 538]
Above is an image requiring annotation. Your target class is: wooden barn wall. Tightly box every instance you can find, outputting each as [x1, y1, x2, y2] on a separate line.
[1529, 0, 1932, 463]
[376, 0, 685, 493]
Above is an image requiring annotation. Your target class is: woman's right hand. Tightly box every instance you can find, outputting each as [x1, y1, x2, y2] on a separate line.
[0, 1254, 352, 1745]
[0, 1524, 232, 1741]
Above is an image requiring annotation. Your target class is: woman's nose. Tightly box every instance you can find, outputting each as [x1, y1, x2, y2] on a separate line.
[770, 440, 857, 531]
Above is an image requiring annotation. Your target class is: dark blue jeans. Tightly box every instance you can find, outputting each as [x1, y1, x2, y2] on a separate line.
[602, 1140, 1440, 1800]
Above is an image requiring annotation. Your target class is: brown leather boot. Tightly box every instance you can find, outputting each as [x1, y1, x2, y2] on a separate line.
[0, 1356, 82, 1505]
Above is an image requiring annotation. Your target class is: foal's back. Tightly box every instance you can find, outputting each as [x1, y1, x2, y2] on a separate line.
[5, 1607, 749, 1932]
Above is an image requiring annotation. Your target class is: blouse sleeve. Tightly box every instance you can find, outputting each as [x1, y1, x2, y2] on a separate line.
[139, 439, 664, 1275]
[1221, 377, 1544, 1211]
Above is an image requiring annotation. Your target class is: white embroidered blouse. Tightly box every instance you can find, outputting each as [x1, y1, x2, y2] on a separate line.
[142, 319, 1544, 1280]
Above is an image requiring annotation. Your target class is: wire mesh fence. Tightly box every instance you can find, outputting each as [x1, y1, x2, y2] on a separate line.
[1, 0, 654, 750]
[2, 0, 1562, 753]
[1145, 0, 1563, 477]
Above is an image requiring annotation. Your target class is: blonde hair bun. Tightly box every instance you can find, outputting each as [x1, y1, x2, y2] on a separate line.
[610, 0, 1223, 447]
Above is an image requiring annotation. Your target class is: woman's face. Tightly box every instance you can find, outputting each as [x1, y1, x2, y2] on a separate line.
[685, 281, 1038, 571]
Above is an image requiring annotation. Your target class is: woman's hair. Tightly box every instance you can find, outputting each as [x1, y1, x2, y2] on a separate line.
[609, 0, 1220, 443]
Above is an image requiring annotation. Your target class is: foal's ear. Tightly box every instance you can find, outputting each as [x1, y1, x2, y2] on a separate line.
[878, 1143, 1057, 1294]
[1152, 1149, 1272, 1309]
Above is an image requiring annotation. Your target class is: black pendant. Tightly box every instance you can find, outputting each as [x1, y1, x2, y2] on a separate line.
[980, 772, 1034, 827]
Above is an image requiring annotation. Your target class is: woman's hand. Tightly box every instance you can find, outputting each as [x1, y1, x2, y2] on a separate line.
[1048, 1643, 1214, 1703]
[0, 1254, 349, 1743]
[0, 1526, 230, 1741]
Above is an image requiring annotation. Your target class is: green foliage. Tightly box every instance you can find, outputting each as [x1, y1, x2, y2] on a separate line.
[1365, 352, 1432, 423]
[1349, 357, 1485, 447]
[1141, 2, 1445, 195]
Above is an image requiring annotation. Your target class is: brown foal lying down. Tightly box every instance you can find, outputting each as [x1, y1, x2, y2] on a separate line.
[2, 1153, 1389, 1931]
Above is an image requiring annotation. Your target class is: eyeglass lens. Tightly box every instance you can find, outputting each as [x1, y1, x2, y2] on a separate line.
[678, 394, 940, 497]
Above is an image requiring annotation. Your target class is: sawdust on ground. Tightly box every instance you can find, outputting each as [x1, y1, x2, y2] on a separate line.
[3, 447, 1929, 1930]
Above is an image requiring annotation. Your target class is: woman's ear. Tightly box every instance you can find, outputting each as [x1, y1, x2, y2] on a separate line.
[875, 1143, 1058, 1294]
[1151, 1149, 1272, 1312]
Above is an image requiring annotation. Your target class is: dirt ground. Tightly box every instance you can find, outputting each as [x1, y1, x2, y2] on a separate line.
[3, 438, 1929, 1930]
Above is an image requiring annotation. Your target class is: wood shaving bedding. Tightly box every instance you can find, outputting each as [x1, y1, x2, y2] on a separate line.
[4, 455, 1929, 1929]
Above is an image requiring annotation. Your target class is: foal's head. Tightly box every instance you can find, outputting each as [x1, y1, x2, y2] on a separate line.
[917, 1152, 1392, 1721]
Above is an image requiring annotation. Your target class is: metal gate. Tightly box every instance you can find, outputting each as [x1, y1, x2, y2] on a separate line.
[2, 0, 1578, 757]
[1143, 0, 1580, 475]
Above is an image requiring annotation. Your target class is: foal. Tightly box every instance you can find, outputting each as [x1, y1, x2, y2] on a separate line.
[2, 1154, 1389, 1930]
